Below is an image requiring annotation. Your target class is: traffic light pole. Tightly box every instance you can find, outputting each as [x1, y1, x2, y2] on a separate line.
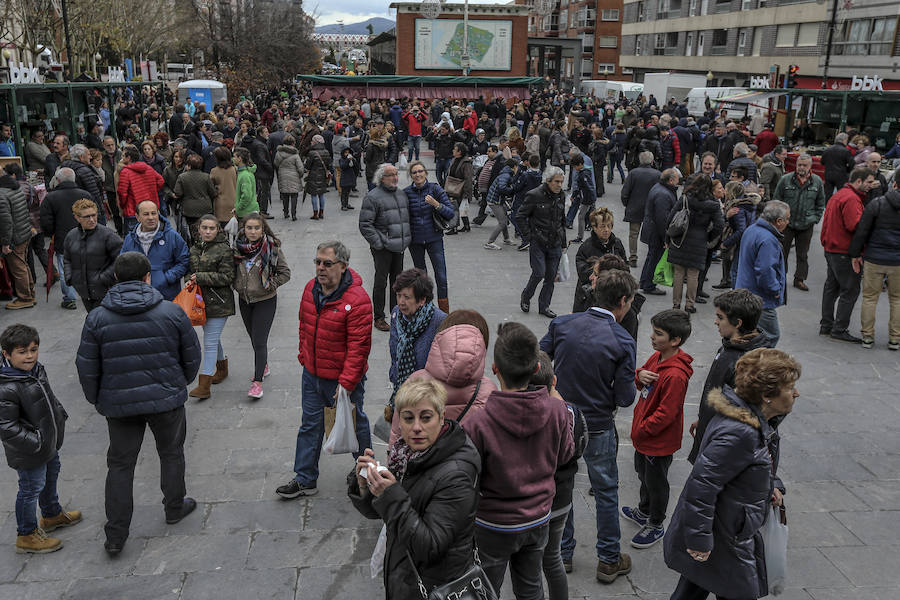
[821, 0, 839, 89]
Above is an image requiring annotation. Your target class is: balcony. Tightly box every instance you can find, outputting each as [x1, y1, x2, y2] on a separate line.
[709, 45, 729, 55]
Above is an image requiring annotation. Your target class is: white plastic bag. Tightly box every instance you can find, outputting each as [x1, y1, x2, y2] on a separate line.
[557, 251, 571, 283]
[398, 153, 409, 169]
[224, 216, 239, 245]
[760, 505, 788, 595]
[322, 387, 359, 455]
[370, 525, 387, 578]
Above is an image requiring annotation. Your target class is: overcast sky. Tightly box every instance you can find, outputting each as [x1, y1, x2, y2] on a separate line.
[311, 0, 504, 27]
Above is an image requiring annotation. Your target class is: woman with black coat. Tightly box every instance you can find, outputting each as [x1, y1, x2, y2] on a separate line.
[349, 378, 481, 600]
[665, 348, 800, 600]
[573, 207, 626, 312]
[666, 175, 724, 313]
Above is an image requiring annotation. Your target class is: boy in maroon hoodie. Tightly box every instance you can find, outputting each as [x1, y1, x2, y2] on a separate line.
[622, 309, 693, 549]
[463, 322, 574, 600]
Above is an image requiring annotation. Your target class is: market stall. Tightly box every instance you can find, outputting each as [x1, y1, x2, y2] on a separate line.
[296, 75, 544, 101]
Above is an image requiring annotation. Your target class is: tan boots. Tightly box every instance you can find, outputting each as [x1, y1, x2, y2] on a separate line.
[211, 358, 228, 384]
[16, 529, 62, 554]
[189, 375, 212, 400]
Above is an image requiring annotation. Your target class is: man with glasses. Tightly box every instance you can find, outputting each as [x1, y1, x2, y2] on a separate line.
[735, 200, 791, 347]
[278, 240, 373, 499]
[358, 163, 411, 332]
[62, 198, 123, 311]
[40, 168, 92, 310]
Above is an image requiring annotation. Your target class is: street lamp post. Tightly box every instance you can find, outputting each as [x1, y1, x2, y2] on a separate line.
[60, 0, 74, 79]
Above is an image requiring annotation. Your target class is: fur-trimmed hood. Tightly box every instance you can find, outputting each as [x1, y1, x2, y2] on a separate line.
[706, 387, 761, 430]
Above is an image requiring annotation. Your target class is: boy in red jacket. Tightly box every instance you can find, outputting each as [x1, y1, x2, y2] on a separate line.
[622, 309, 693, 549]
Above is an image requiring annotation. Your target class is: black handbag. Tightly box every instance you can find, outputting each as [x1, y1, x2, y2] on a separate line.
[406, 544, 498, 600]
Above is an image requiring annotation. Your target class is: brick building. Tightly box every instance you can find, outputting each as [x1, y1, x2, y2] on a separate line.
[389, 2, 531, 76]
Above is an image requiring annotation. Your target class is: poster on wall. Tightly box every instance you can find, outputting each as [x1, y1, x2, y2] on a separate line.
[415, 19, 512, 70]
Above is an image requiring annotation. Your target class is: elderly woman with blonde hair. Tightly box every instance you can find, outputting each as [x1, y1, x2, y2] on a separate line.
[350, 377, 481, 599]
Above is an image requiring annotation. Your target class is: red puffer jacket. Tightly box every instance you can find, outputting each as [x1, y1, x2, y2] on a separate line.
[298, 269, 373, 390]
[117, 161, 163, 217]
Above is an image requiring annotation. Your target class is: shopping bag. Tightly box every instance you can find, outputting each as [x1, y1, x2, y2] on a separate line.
[174, 281, 206, 326]
[760, 505, 788, 596]
[322, 387, 359, 455]
[372, 412, 393, 444]
[370, 525, 387, 578]
[556, 251, 571, 283]
[398, 154, 409, 169]
[653, 249, 674, 287]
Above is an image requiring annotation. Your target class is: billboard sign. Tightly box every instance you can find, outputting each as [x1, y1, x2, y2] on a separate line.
[415, 19, 512, 71]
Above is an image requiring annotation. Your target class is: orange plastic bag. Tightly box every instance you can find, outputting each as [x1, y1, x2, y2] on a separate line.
[174, 281, 206, 326]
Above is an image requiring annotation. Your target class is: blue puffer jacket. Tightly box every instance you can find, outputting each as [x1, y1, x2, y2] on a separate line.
[403, 181, 455, 245]
[735, 218, 786, 309]
[120, 216, 190, 301]
[511, 168, 543, 206]
[848, 189, 900, 266]
[76, 280, 201, 418]
[485, 166, 515, 205]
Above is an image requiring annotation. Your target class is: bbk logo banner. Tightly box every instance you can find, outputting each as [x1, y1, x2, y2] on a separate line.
[7, 63, 43, 84]
[749, 76, 770, 89]
[851, 76, 884, 91]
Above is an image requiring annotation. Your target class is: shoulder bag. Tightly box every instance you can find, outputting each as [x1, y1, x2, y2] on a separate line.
[455, 380, 482, 423]
[444, 175, 465, 200]
[406, 543, 497, 600]
[666, 194, 690, 248]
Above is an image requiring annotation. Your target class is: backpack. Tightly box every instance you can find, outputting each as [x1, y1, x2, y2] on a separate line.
[666, 194, 691, 248]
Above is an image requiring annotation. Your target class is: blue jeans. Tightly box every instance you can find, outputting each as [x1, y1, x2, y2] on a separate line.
[521, 242, 563, 313]
[16, 453, 63, 535]
[293, 369, 371, 486]
[409, 239, 448, 299]
[565, 196, 580, 227]
[200, 316, 227, 376]
[435, 158, 451, 187]
[758, 307, 780, 348]
[55, 253, 77, 302]
[407, 135, 421, 161]
[608, 158, 625, 182]
[562, 428, 621, 563]
[310, 194, 325, 211]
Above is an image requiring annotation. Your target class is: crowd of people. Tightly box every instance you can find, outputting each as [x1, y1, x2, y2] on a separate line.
[1, 83, 899, 600]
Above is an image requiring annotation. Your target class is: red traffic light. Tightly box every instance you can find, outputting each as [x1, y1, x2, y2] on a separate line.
[788, 65, 799, 75]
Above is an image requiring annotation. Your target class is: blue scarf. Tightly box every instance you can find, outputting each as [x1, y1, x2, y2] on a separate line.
[391, 301, 435, 400]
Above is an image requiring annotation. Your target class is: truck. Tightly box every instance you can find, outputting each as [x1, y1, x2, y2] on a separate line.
[641, 73, 710, 106]
[580, 80, 644, 102]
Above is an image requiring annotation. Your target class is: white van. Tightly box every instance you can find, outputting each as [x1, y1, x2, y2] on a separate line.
[686, 87, 748, 118]
[581, 80, 644, 102]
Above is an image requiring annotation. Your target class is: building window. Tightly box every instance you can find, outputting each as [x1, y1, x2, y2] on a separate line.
[741, 0, 751, 9]
[689, 0, 697, 16]
[559, 9, 568, 29]
[597, 35, 618, 48]
[582, 59, 594, 75]
[775, 24, 796, 47]
[657, 0, 681, 18]
[622, 67, 634, 74]
[636, 37, 643, 55]
[637, 1, 646, 21]
[596, 63, 616, 75]
[738, 30, 747, 55]
[796, 22, 818, 46]
[751, 27, 762, 56]
[601, 9, 620, 21]
[686, 32, 694, 56]
[711, 28, 728, 53]
[835, 17, 897, 55]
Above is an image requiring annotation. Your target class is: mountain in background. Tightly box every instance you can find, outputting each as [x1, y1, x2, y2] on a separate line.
[314, 17, 394, 35]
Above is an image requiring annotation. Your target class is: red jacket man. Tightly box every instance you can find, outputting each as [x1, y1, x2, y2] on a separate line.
[277, 241, 373, 499]
[401, 109, 426, 137]
[116, 147, 163, 219]
[819, 167, 875, 341]
[754, 125, 779, 157]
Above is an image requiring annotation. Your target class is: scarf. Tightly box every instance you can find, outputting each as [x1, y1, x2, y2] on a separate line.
[136, 223, 159, 254]
[387, 421, 450, 481]
[394, 301, 435, 390]
[234, 234, 277, 289]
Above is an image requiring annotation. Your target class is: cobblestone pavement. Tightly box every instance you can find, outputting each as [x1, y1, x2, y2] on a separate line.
[0, 153, 897, 600]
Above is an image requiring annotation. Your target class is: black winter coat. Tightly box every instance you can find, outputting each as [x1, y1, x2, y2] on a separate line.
[820, 143, 854, 184]
[849, 189, 900, 266]
[348, 420, 481, 600]
[243, 135, 273, 179]
[75, 281, 201, 418]
[304, 145, 332, 196]
[688, 331, 770, 464]
[63, 225, 123, 302]
[666, 193, 725, 271]
[621, 166, 661, 223]
[640, 182, 678, 246]
[40, 181, 91, 243]
[0, 363, 67, 470]
[61, 160, 106, 211]
[573, 231, 627, 312]
[664, 387, 776, 599]
[516, 184, 566, 250]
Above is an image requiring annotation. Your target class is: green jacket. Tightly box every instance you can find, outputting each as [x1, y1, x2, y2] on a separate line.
[174, 169, 217, 218]
[188, 231, 235, 318]
[235, 164, 259, 218]
[773, 172, 826, 230]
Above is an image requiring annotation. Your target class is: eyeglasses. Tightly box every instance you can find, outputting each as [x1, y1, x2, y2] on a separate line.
[313, 258, 342, 267]
[410, 169, 426, 174]
[383, 172, 399, 177]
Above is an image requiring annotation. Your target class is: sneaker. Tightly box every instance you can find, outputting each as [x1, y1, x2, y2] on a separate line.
[165, 498, 197, 524]
[630, 524, 665, 549]
[517, 241, 530, 251]
[570, 237, 583, 245]
[889, 340, 899, 351]
[5, 298, 36, 310]
[263, 364, 270, 378]
[61, 299, 78, 310]
[503, 239, 516, 246]
[248, 381, 264, 399]
[275, 479, 318, 499]
[620, 506, 648, 527]
[39, 509, 82, 532]
[596, 553, 632, 583]
[483, 242, 501, 250]
[16, 529, 62, 554]
[861, 337, 874, 349]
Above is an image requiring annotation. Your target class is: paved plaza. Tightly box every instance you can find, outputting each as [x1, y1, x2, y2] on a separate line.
[0, 154, 898, 600]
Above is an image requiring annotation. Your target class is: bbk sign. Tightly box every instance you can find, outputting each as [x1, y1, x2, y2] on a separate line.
[7, 62, 43, 84]
[851, 75, 884, 91]
[749, 76, 770, 89]
[107, 66, 126, 83]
